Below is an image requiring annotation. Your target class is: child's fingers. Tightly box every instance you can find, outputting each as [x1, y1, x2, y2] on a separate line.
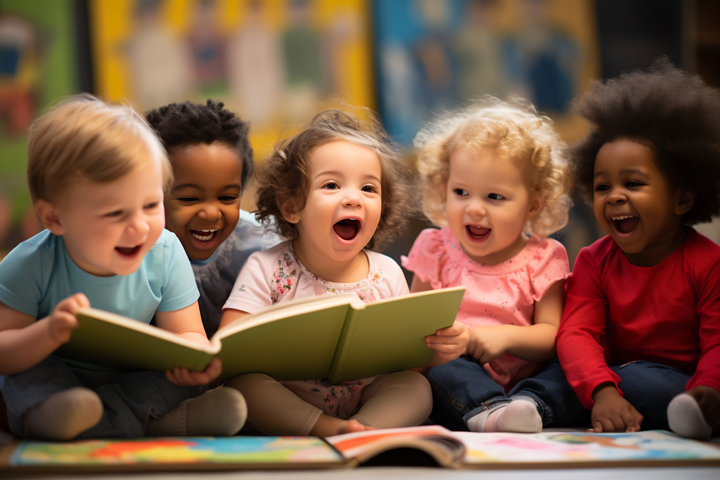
[166, 367, 192, 386]
[621, 410, 643, 432]
[71, 293, 91, 309]
[592, 420, 606, 433]
[611, 414, 630, 432]
[54, 312, 79, 329]
[200, 358, 222, 383]
[435, 326, 457, 336]
[58, 293, 91, 314]
[165, 369, 178, 385]
[427, 343, 462, 354]
[426, 334, 461, 345]
[593, 417, 618, 433]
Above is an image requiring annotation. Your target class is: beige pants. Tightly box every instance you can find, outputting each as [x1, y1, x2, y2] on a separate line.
[224, 370, 432, 436]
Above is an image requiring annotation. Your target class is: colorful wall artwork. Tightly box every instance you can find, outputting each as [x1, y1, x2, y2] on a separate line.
[0, 0, 80, 250]
[90, 0, 374, 164]
[373, 0, 600, 145]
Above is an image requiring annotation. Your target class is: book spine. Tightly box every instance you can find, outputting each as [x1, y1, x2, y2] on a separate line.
[327, 306, 363, 384]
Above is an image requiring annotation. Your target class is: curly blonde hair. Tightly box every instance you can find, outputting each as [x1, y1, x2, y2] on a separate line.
[414, 97, 572, 238]
[255, 109, 417, 251]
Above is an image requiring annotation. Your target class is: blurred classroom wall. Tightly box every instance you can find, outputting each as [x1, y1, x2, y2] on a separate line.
[0, 0, 717, 272]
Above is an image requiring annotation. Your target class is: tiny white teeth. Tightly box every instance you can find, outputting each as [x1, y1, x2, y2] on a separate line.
[612, 216, 633, 221]
[191, 230, 217, 241]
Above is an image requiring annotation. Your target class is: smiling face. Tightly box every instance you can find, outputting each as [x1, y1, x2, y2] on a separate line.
[283, 140, 382, 278]
[44, 156, 166, 277]
[593, 138, 691, 266]
[164, 142, 243, 260]
[445, 146, 541, 265]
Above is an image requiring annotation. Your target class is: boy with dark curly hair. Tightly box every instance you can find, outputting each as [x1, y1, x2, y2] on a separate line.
[145, 100, 279, 338]
[557, 59, 720, 440]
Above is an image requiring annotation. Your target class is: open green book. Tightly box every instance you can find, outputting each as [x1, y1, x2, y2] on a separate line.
[54, 287, 464, 384]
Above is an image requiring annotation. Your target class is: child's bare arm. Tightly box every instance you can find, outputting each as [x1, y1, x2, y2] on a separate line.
[0, 294, 88, 375]
[155, 301, 221, 386]
[409, 275, 433, 294]
[590, 383, 643, 432]
[155, 301, 208, 345]
[467, 281, 565, 364]
[219, 308, 251, 330]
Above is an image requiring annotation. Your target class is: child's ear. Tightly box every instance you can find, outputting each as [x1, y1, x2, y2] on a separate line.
[675, 189, 695, 216]
[526, 193, 546, 220]
[34, 199, 65, 235]
[280, 199, 301, 224]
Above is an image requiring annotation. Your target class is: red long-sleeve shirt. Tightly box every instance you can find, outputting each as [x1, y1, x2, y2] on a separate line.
[557, 229, 720, 409]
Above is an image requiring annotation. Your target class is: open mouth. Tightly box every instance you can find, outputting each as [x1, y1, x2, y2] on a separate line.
[466, 225, 491, 239]
[611, 215, 639, 234]
[191, 229, 219, 242]
[115, 245, 141, 256]
[333, 219, 360, 241]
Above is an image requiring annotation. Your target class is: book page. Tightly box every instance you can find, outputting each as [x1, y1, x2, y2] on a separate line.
[326, 425, 464, 467]
[215, 302, 354, 383]
[55, 308, 216, 372]
[3, 437, 346, 473]
[452, 430, 720, 468]
[329, 287, 465, 382]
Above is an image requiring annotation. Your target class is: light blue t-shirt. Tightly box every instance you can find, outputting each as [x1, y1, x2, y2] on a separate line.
[190, 210, 280, 337]
[0, 229, 199, 324]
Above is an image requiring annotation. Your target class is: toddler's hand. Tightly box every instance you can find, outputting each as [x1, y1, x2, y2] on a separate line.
[466, 326, 507, 364]
[591, 384, 643, 432]
[166, 357, 221, 387]
[425, 322, 469, 362]
[47, 293, 89, 344]
[687, 385, 720, 431]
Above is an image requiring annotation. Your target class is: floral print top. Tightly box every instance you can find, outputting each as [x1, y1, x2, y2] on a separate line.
[223, 240, 409, 417]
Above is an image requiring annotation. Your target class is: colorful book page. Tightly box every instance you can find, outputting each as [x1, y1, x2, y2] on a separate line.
[11, 437, 343, 467]
[329, 425, 456, 458]
[454, 430, 720, 465]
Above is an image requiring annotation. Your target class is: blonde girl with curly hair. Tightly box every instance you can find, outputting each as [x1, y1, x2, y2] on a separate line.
[219, 109, 433, 438]
[403, 97, 587, 433]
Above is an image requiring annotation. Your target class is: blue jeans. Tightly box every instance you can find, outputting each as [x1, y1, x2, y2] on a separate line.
[2, 356, 205, 438]
[609, 360, 690, 431]
[428, 356, 589, 431]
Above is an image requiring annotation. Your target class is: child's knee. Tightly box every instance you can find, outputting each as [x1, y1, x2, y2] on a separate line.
[223, 372, 276, 396]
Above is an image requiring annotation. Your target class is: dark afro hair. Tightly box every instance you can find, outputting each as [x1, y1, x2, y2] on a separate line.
[145, 99, 253, 188]
[570, 58, 720, 225]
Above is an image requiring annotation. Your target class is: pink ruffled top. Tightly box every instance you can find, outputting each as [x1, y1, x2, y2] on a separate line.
[402, 227, 570, 389]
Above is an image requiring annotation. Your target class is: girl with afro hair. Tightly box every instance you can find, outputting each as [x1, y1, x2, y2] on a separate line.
[557, 59, 720, 440]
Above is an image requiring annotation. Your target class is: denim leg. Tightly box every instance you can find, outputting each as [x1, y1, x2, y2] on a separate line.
[508, 358, 590, 428]
[611, 360, 690, 431]
[75, 368, 205, 439]
[1, 357, 82, 437]
[427, 356, 508, 431]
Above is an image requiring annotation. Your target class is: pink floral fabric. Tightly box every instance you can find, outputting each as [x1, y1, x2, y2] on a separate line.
[224, 240, 409, 417]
